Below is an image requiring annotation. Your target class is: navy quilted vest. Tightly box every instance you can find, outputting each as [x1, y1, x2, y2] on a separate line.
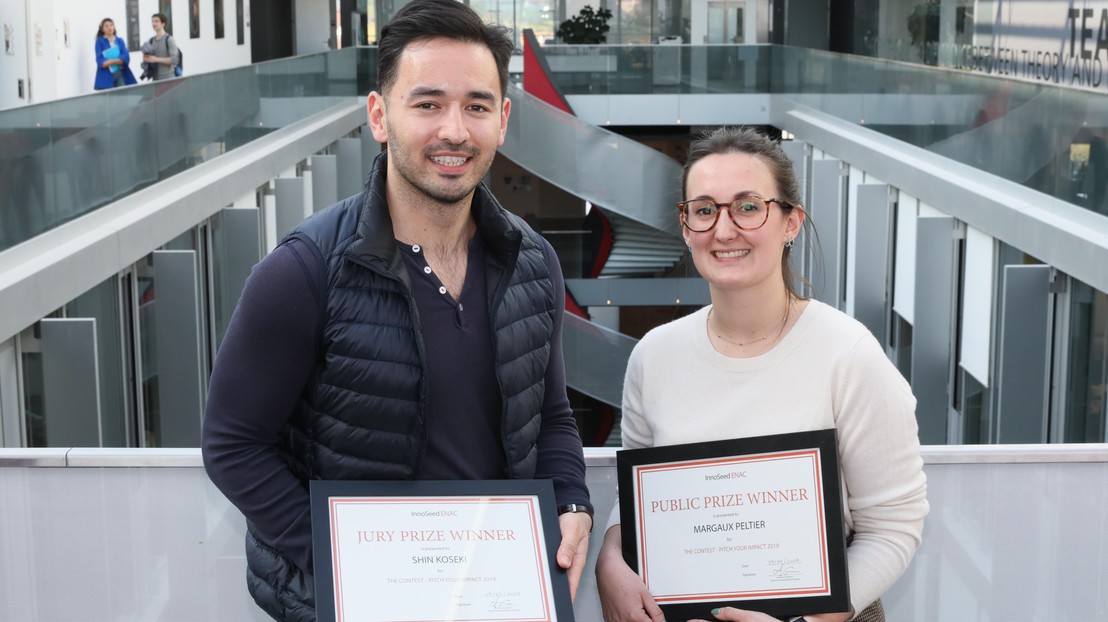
[245, 152, 557, 621]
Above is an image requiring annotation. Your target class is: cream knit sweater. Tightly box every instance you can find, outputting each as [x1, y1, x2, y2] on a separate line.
[612, 300, 928, 615]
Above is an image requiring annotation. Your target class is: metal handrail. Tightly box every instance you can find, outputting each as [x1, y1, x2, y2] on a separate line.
[3, 443, 1105, 467]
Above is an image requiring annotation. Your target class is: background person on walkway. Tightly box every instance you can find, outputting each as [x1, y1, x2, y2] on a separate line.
[93, 18, 136, 90]
[142, 13, 178, 80]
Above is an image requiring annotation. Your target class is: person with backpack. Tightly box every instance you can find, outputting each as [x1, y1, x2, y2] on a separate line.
[142, 13, 179, 80]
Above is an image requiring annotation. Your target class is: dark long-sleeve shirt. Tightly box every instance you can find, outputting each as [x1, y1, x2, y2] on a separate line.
[202, 235, 588, 573]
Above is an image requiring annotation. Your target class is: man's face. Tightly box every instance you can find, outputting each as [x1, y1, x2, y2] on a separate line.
[367, 38, 510, 207]
[152, 17, 164, 33]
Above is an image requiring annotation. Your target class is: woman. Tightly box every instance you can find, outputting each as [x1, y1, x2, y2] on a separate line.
[595, 127, 928, 622]
[94, 18, 137, 90]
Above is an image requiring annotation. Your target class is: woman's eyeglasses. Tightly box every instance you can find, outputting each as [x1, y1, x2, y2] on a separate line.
[677, 195, 798, 232]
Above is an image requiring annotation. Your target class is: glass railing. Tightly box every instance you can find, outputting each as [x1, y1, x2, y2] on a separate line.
[538, 44, 1108, 217]
[501, 84, 683, 237]
[5, 44, 1105, 253]
[561, 313, 638, 407]
[0, 48, 377, 253]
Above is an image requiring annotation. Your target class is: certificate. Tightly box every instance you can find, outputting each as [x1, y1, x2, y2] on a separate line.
[617, 429, 849, 621]
[310, 479, 575, 622]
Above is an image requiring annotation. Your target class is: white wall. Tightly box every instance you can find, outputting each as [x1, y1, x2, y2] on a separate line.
[52, 0, 127, 99]
[0, 0, 253, 109]
[0, 0, 30, 109]
[295, 0, 331, 55]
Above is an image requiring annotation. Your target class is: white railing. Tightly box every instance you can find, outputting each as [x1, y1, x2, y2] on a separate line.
[2, 445, 1105, 621]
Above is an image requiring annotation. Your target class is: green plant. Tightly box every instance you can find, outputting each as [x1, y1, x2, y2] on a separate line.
[556, 5, 613, 44]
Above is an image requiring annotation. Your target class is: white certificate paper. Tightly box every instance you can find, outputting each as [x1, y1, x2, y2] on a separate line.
[632, 449, 832, 604]
[326, 495, 556, 622]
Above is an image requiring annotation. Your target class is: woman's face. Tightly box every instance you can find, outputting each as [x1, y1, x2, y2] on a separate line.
[102, 20, 116, 38]
[681, 152, 801, 294]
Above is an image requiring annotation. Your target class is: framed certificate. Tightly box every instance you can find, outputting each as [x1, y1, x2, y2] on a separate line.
[617, 429, 849, 621]
[310, 479, 575, 622]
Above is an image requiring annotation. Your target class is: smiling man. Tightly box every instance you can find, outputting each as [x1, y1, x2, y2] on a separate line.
[201, 1, 593, 620]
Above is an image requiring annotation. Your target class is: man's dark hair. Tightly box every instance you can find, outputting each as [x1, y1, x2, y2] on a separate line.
[377, 0, 513, 97]
[152, 12, 168, 25]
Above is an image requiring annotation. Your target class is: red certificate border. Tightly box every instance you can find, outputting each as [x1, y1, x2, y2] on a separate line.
[328, 496, 552, 622]
[310, 480, 574, 622]
[634, 450, 831, 602]
[616, 429, 849, 621]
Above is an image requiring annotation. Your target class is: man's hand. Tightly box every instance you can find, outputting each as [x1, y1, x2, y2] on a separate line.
[556, 511, 592, 601]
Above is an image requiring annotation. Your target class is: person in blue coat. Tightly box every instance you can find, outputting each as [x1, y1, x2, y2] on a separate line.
[94, 18, 137, 90]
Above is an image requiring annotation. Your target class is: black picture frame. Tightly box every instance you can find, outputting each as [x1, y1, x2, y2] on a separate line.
[189, 0, 200, 38]
[126, 0, 140, 51]
[310, 479, 575, 622]
[617, 429, 849, 622]
[158, 0, 174, 36]
[236, 0, 244, 45]
[214, 0, 224, 39]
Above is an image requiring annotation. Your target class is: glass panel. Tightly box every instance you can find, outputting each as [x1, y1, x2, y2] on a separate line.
[985, 242, 1044, 443]
[164, 228, 211, 401]
[19, 328, 45, 447]
[705, 2, 741, 44]
[892, 312, 912, 381]
[501, 84, 682, 237]
[960, 366, 989, 444]
[0, 47, 375, 253]
[0, 105, 54, 251]
[706, 5, 726, 44]
[67, 278, 128, 447]
[136, 258, 159, 447]
[614, 0, 654, 44]
[120, 271, 140, 447]
[209, 209, 260, 349]
[562, 313, 638, 406]
[1064, 280, 1108, 442]
[654, 0, 688, 41]
[46, 92, 114, 227]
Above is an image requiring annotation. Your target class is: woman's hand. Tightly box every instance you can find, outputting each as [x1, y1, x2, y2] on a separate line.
[690, 608, 852, 622]
[595, 526, 664, 622]
[688, 607, 778, 622]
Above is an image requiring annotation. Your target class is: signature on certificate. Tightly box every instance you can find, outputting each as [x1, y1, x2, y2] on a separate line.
[767, 558, 801, 580]
[770, 565, 801, 580]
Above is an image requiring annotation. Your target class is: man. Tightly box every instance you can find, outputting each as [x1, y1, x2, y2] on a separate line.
[201, 1, 593, 620]
[142, 13, 178, 80]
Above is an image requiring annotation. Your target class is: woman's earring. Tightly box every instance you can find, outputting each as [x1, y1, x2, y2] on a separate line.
[687, 245, 693, 253]
[785, 239, 794, 249]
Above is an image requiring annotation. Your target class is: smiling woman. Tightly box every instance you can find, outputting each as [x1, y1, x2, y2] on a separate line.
[595, 127, 929, 622]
